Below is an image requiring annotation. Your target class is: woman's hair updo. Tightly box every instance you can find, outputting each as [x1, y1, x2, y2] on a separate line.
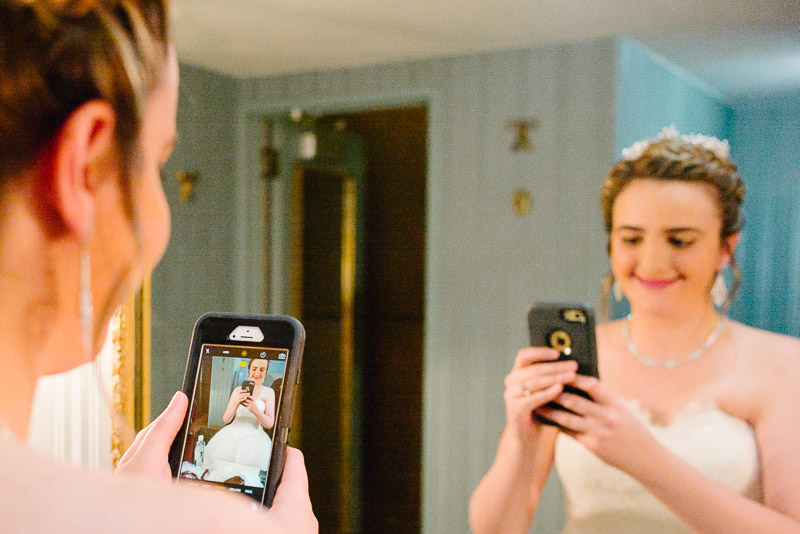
[601, 127, 746, 312]
[0, 0, 170, 224]
[602, 128, 745, 239]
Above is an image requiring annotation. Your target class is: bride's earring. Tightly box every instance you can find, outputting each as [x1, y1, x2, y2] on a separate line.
[80, 245, 94, 357]
[612, 279, 624, 302]
[711, 271, 728, 309]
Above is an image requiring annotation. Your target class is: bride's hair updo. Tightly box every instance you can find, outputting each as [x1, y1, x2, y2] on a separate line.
[601, 127, 746, 312]
[0, 0, 170, 221]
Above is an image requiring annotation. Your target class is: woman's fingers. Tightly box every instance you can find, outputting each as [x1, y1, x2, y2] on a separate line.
[535, 405, 586, 433]
[505, 378, 568, 420]
[116, 391, 188, 478]
[517, 383, 563, 409]
[568, 375, 609, 404]
[512, 347, 560, 370]
[538, 381, 618, 433]
[555, 391, 602, 419]
[516, 372, 575, 398]
[513, 362, 577, 384]
[505, 362, 577, 398]
[505, 359, 576, 388]
[267, 448, 318, 533]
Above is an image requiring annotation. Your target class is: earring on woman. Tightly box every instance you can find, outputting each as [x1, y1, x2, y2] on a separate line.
[711, 271, 728, 309]
[612, 278, 624, 302]
[80, 244, 94, 358]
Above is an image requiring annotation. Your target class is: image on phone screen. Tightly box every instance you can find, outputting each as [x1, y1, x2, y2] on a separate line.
[177, 343, 289, 500]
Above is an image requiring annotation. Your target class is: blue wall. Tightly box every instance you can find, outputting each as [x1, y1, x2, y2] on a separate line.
[615, 39, 730, 154]
[729, 90, 800, 336]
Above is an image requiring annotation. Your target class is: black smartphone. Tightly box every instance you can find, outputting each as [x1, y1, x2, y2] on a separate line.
[168, 312, 304, 507]
[527, 302, 598, 426]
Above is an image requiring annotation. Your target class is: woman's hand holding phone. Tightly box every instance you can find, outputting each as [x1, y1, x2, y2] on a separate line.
[503, 347, 577, 447]
[535, 375, 656, 475]
[242, 395, 261, 415]
[264, 448, 318, 533]
[236, 388, 252, 405]
[116, 391, 189, 480]
[118, 388, 317, 532]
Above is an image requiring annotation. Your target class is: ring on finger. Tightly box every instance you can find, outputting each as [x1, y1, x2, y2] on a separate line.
[518, 383, 531, 397]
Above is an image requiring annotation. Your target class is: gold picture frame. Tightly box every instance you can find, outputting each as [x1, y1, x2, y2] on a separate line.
[110, 277, 152, 466]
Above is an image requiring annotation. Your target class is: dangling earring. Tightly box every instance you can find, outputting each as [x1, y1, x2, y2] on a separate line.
[80, 244, 94, 357]
[612, 279, 624, 302]
[711, 271, 728, 309]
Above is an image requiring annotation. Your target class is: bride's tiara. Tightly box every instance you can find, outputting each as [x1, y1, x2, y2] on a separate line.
[621, 125, 731, 162]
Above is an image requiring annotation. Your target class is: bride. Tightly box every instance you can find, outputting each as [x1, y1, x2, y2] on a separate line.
[204, 358, 277, 486]
[0, 2, 315, 531]
[469, 127, 800, 533]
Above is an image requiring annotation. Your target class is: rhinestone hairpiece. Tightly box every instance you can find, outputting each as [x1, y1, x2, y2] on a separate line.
[621, 125, 731, 162]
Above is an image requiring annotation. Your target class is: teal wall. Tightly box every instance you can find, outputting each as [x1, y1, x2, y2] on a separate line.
[150, 64, 242, 416]
[728, 90, 800, 336]
[615, 39, 730, 154]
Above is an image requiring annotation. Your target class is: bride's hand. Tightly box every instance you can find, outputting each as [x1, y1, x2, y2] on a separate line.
[242, 396, 260, 414]
[235, 389, 251, 404]
[535, 376, 656, 474]
[116, 392, 188, 479]
[503, 347, 577, 449]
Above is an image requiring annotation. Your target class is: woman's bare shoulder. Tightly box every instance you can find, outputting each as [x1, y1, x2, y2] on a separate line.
[0, 438, 263, 533]
[728, 321, 800, 399]
[730, 321, 800, 366]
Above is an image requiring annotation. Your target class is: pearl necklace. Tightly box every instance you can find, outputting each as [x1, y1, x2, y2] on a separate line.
[622, 314, 728, 370]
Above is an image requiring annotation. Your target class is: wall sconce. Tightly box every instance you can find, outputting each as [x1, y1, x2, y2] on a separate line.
[507, 119, 540, 152]
[512, 188, 532, 216]
[177, 170, 199, 203]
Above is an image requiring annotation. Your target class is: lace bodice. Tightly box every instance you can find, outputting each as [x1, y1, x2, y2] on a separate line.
[554, 400, 762, 534]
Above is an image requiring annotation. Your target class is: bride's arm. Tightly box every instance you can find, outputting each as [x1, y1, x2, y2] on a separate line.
[469, 347, 576, 534]
[541, 369, 800, 534]
[222, 387, 247, 424]
[469, 426, 558, 534]
[249, 387, 275, 430]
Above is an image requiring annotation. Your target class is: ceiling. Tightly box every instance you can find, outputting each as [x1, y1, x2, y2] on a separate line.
[171, 0, 800, 98]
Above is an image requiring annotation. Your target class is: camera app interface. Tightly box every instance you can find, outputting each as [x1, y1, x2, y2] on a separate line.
[178, 343, 288, 500]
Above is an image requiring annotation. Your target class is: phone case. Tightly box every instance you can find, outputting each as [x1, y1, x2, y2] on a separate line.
[168, 312, 305, 507]
[527, 302, 598, 425]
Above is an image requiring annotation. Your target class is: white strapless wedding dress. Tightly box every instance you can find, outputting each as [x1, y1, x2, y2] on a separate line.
[554, 400, 762, 534]
[203, 400, 272, 487]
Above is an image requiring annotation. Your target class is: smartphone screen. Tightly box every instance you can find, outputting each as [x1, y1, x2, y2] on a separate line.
[176, 343, 289, 502]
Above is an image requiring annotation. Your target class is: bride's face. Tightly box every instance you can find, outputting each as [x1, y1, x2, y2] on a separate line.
[249, 360, 268, 383]
[609, 178, 733, 315]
